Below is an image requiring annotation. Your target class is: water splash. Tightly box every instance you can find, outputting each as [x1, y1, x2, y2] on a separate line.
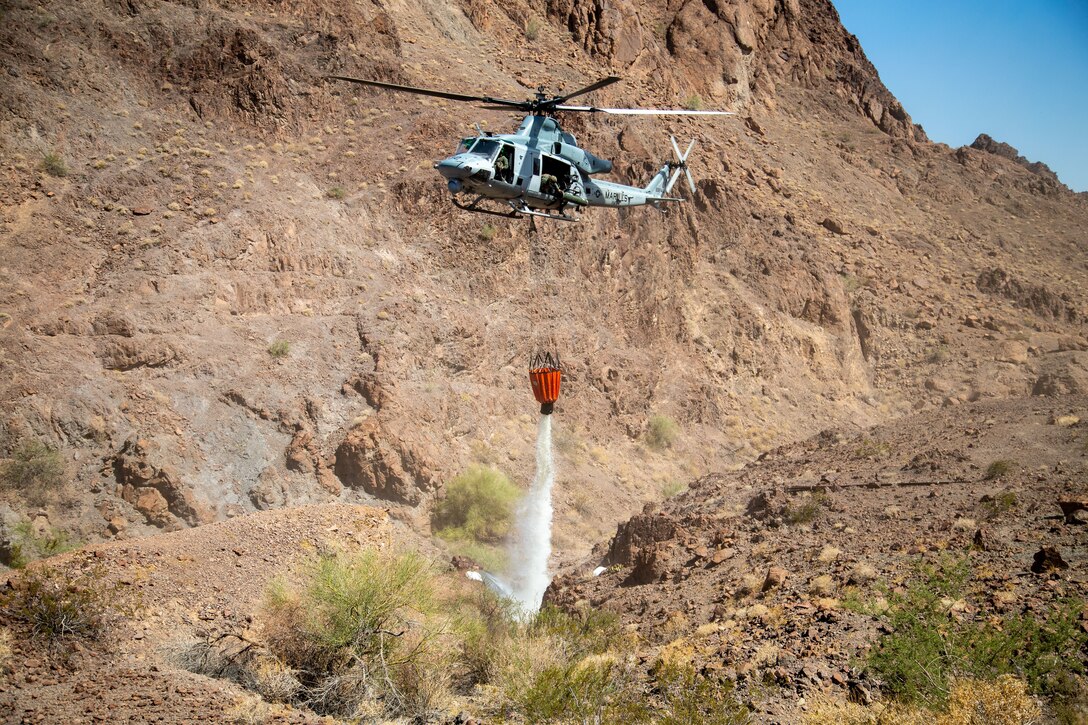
[501, 414, 555, 616]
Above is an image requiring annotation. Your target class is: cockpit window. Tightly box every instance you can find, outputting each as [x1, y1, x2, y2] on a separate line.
[468, 140, 500, 159]
[456, 138, 476, 154]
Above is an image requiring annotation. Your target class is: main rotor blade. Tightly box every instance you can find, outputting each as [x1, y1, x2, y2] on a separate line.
[551, 76, 622, 105]
[555, 105, 733, 116]
[327, 76, 527, 109]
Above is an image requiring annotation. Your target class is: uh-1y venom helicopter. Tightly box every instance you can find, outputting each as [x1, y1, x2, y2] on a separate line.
[328, 75, 732, 221]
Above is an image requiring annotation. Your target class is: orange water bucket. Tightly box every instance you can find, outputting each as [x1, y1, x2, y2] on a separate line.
[529, 367, 562, 415]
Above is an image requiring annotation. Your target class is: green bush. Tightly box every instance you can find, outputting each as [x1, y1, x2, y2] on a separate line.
[645, 414, 679, 451]
[267, 340, 290, 358]
[650, 660, 750, 725]
[784, 492, 827, 525]
[40, 151, 67, 177]
[852, 438, 890, 459]
[868, 554, 1088, 708]
[2, 565, 122, 643]
[524, 18, 541, 41]
[1, 440, 65, 494]
[263, 549, 440, 717]
[984, 459, 1015, 480]
[519, 658, 618, 722]
[6, 521, 76, 568]
[326, 186, 345, 200]
[980, 491, 1017, 519]
[684, 95, 703, 111]
[432, 465, 520, 544]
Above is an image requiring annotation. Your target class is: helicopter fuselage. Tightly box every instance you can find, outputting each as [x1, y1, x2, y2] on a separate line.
[433, 114, 682, 217]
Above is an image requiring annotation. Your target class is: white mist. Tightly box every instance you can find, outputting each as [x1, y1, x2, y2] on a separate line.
[501, 414, 555, 616]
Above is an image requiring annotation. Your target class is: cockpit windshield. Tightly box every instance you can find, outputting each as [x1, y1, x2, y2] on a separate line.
[455, 138, 476, 154]
[467, 139, 500, 160]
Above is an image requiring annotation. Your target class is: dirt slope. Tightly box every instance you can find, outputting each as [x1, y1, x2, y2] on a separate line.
[2, 504, 401, 722]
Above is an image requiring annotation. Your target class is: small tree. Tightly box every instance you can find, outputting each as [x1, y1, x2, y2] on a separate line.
[432, 466, 520, 544]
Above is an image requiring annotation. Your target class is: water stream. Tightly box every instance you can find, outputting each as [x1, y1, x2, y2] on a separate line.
[499, 414, 555, 616]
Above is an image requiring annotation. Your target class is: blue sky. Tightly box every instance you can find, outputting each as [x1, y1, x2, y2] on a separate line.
[833, 1, 1088, 192]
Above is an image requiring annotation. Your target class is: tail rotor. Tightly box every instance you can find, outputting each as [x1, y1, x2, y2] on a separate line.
[666, 136, 697, 195]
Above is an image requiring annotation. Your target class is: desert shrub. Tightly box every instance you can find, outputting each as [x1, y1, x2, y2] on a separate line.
[984, 459, 1015, 480]
[40, 151, 67, 177]
[1, 440, 65, 494]
[684, 95, 703, 111]
[649, 660, 749, 725]
[980, 490, 1017, 519]
[645, 414, 679, 451]
[785, 492, 827, 525]
[432, 465, 520, 544]
[524, 18, 541, 41]
[326, 186, 345, 200]
[262, 549, 444, 718]
[5, 521, 76, 568]
[2, 565, 122, 644]
[267, 340, 290, 358]
[804, 676, 1040, 724]
[479, 223, 497, 241]
[853, 438, 890, 459]
[868, 554, 1087, 708]
[518, 656, 619, 722]
[661, 480, 687, 498]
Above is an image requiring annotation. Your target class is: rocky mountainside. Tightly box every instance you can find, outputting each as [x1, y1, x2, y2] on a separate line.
[2, 0, 1084, 561]
[2, 0, 1087, 720]
[548, 396, 1088, 720]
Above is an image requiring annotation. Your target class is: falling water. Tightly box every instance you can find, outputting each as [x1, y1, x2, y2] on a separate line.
[501, 414, 555, 616]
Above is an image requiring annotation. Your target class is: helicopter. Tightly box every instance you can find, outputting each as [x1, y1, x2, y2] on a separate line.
[328, 75, 732, 222]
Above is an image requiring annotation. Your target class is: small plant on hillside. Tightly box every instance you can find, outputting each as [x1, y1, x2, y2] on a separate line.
[980, 490, 1017, 520]
[684, 95, 703, 111]
[661, 480, 687, 499]
[525, 18, 541, 41]
[645, 414, 679, 451]
[648, 659, 750, 725]
[479, 223, 497, 241]
[784, 492, 827, 525]
[928, 345, 952, 364]
[852, 438, 890, 459]
[1, 440, 65, 496]
[432, 465, 520, 545]
[40, 151, 67, 177]
[267, 340, 290, 358]
[984, 459, 1015, 480]
[2, 565, 124, 644]
[5, 521, 76, 568]
[326, 186, 345, 200]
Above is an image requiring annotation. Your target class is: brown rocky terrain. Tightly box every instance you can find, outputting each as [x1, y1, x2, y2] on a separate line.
[548, 396, 1088, 720]
[1, 0, 1086, 720]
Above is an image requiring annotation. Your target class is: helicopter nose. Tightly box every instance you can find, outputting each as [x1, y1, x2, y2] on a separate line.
[435, 157, 469, 180]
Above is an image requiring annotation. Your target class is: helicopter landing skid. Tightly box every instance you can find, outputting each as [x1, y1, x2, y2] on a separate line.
[451, 195, 522, 219]
[450, 195, 577, 222]
[508, 202, 578, 223]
